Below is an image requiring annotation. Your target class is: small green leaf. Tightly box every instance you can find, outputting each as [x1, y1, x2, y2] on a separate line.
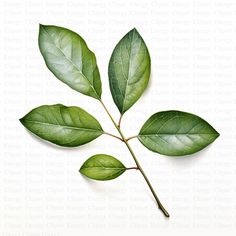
[138, 110, 219, 156]
[20, 104, 103, 147]
[39, 24, 102, 99]
[80, 154, 126, 180]
[108, 28, 151, 114]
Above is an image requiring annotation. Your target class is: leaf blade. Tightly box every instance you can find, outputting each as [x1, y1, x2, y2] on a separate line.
[39, 24, 102, 99]
[20, 104, 103, 147]
[80, 154, 126, 180]
[108, 28, 151, 114]
[138, 110, 219, 156]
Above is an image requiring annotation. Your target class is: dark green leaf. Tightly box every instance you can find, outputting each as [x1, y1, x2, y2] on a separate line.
[20, 104, 103, 147]
[108, 28, 151, 114]
[80, 154, 126, 180]
[39, 24, 101, 99]
[138, 110, 219, 156]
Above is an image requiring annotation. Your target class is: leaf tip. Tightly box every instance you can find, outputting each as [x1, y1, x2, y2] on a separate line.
[19, 117, 25, 125]
[79, 164, 85, 174]
[132, 27, 138, 33]
[39, 24, 47, 34]
[39, 24, 46, 41]
[39, 24, 44, 30]
[213, 127, 220, 139]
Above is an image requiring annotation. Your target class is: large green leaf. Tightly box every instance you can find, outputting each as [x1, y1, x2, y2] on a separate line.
[80, 154, 126, 180]
[20, 104, 103, 147]
[138, 110, 219, 156]
[108, 28, 151, 114]
[39, 25, 101, 99]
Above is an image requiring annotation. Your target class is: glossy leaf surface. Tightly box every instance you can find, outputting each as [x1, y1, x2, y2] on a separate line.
[108, 28, 151, 114]
[80, 154, 126, 180]
[39, 25, 102, 99]
[20, 104, 103, 147]
[138, 110, 219, 156]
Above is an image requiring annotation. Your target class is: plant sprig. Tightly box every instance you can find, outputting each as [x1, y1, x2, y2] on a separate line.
[20, 25, 219, 217]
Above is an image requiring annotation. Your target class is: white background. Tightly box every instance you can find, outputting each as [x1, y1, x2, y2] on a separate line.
[0, 0, 235, 235]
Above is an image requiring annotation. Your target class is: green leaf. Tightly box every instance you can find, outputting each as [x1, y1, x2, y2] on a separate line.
[39, 24, 102, 99]
[108, 28, 151, 114]
[80, 154, 126, 180]
[138, 110, 219, 156]
[20, 104, 103, 147]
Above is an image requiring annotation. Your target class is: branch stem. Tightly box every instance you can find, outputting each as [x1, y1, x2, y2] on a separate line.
[104, 132, 123, 141]
[118, 114, 123, 128]
[99, 100, 170, 217]
[126, 135, 138, 142]
[126, 167, 139, 170]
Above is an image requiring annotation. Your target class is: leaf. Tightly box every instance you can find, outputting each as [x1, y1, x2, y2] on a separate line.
[108, 28, 151, 114]
[138, 110, 219, 156]
[39, 24, 102, 99]
[80, 154, 126, 180]
[20, 104, 103, 147]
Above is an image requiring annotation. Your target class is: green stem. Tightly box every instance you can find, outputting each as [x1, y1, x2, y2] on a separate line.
[99, 100, 170, 218]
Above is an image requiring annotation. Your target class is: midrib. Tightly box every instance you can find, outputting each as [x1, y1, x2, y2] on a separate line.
[25, 120, 102, 133]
